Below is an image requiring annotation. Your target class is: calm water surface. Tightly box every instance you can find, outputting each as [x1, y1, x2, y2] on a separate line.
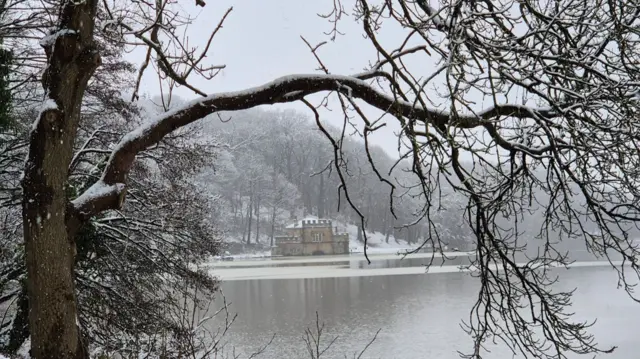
[208, 262, 638, 359]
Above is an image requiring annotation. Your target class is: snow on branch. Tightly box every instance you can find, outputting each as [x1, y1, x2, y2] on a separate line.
[30, 98, 58, 134]
[71, 180, 125, 217]
[39, 29, 77, 48]
[70, 72, 558, 218]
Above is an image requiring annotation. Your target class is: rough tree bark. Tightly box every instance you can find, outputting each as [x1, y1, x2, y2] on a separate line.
[21, 0, 100, 358]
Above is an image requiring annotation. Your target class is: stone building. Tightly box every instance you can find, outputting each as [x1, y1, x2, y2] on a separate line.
[272, 216, 349, 256]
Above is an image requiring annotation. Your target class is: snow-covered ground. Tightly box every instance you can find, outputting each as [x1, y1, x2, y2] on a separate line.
[210, 257, 626, 281]
[212, 250, 272, 261]
[207, 251, 472, 268]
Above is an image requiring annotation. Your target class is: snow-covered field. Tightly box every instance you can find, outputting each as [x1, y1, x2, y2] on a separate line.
[211, 260, 625, 281]
[212, 251, 272, 260]
[207, 251, 472, 268]
[208, 252, 625, 281]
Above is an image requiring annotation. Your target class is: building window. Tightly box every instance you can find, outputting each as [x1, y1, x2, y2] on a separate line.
[312, 232, 323, 242]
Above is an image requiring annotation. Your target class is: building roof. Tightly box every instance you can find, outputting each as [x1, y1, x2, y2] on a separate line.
[285, 215, 333, 229]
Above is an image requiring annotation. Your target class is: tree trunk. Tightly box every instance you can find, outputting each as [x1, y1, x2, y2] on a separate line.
[365, 192, 372, 224]
[383, 211, 390, 243]
[22, 81, 89, 359]
[21, 1, 100, 357]
[240, 197, 246, 242]
[238, 195, 245, 235]
[255, 195, 261, 244]
[270, 205, 277, 247]
[21, 1, 100, 358]
[383, 211, 389, 243]
[302, 182, 311, 215]
[246, 192, 253, 245]
[317, 174, 325, 218]
[407, 226, 415, 244]
[231, 193, 237, 222]
[356, 224, 363, 243]
[286, 151, 293, 182]
[269, 168, 277, 246]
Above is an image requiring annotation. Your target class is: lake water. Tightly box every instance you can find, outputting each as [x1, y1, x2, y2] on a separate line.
[206, 253, 640, 359]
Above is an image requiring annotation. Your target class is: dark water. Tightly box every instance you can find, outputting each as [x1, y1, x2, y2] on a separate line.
[207, 265, 640, 359]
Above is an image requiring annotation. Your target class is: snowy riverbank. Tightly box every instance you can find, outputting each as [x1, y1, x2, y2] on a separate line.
[205, 251, 626, 281]
[211, 260, 626, 281]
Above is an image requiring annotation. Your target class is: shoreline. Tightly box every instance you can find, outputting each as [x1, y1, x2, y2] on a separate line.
[205, 250, 475, 268]
[209, 257, 626, 281]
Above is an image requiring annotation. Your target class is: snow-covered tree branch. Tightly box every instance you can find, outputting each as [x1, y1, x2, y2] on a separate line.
[70, 72, 560, 221]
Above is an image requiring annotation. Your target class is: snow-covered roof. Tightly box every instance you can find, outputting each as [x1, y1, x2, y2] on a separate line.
[285, 216, 333, 228]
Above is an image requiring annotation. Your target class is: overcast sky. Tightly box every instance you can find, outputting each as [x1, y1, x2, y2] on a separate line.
[134, 0, 425, 158]
[132, 0, 522, 164]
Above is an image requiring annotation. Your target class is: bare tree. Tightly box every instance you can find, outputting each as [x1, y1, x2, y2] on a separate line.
[8, 0, 640, 358]
[300, 312, 379, 359]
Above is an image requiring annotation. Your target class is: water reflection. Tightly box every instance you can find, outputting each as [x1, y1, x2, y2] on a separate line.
[209, 266, 640, 359]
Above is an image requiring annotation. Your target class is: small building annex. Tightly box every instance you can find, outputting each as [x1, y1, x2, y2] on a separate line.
[272, 216, 349, 256]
